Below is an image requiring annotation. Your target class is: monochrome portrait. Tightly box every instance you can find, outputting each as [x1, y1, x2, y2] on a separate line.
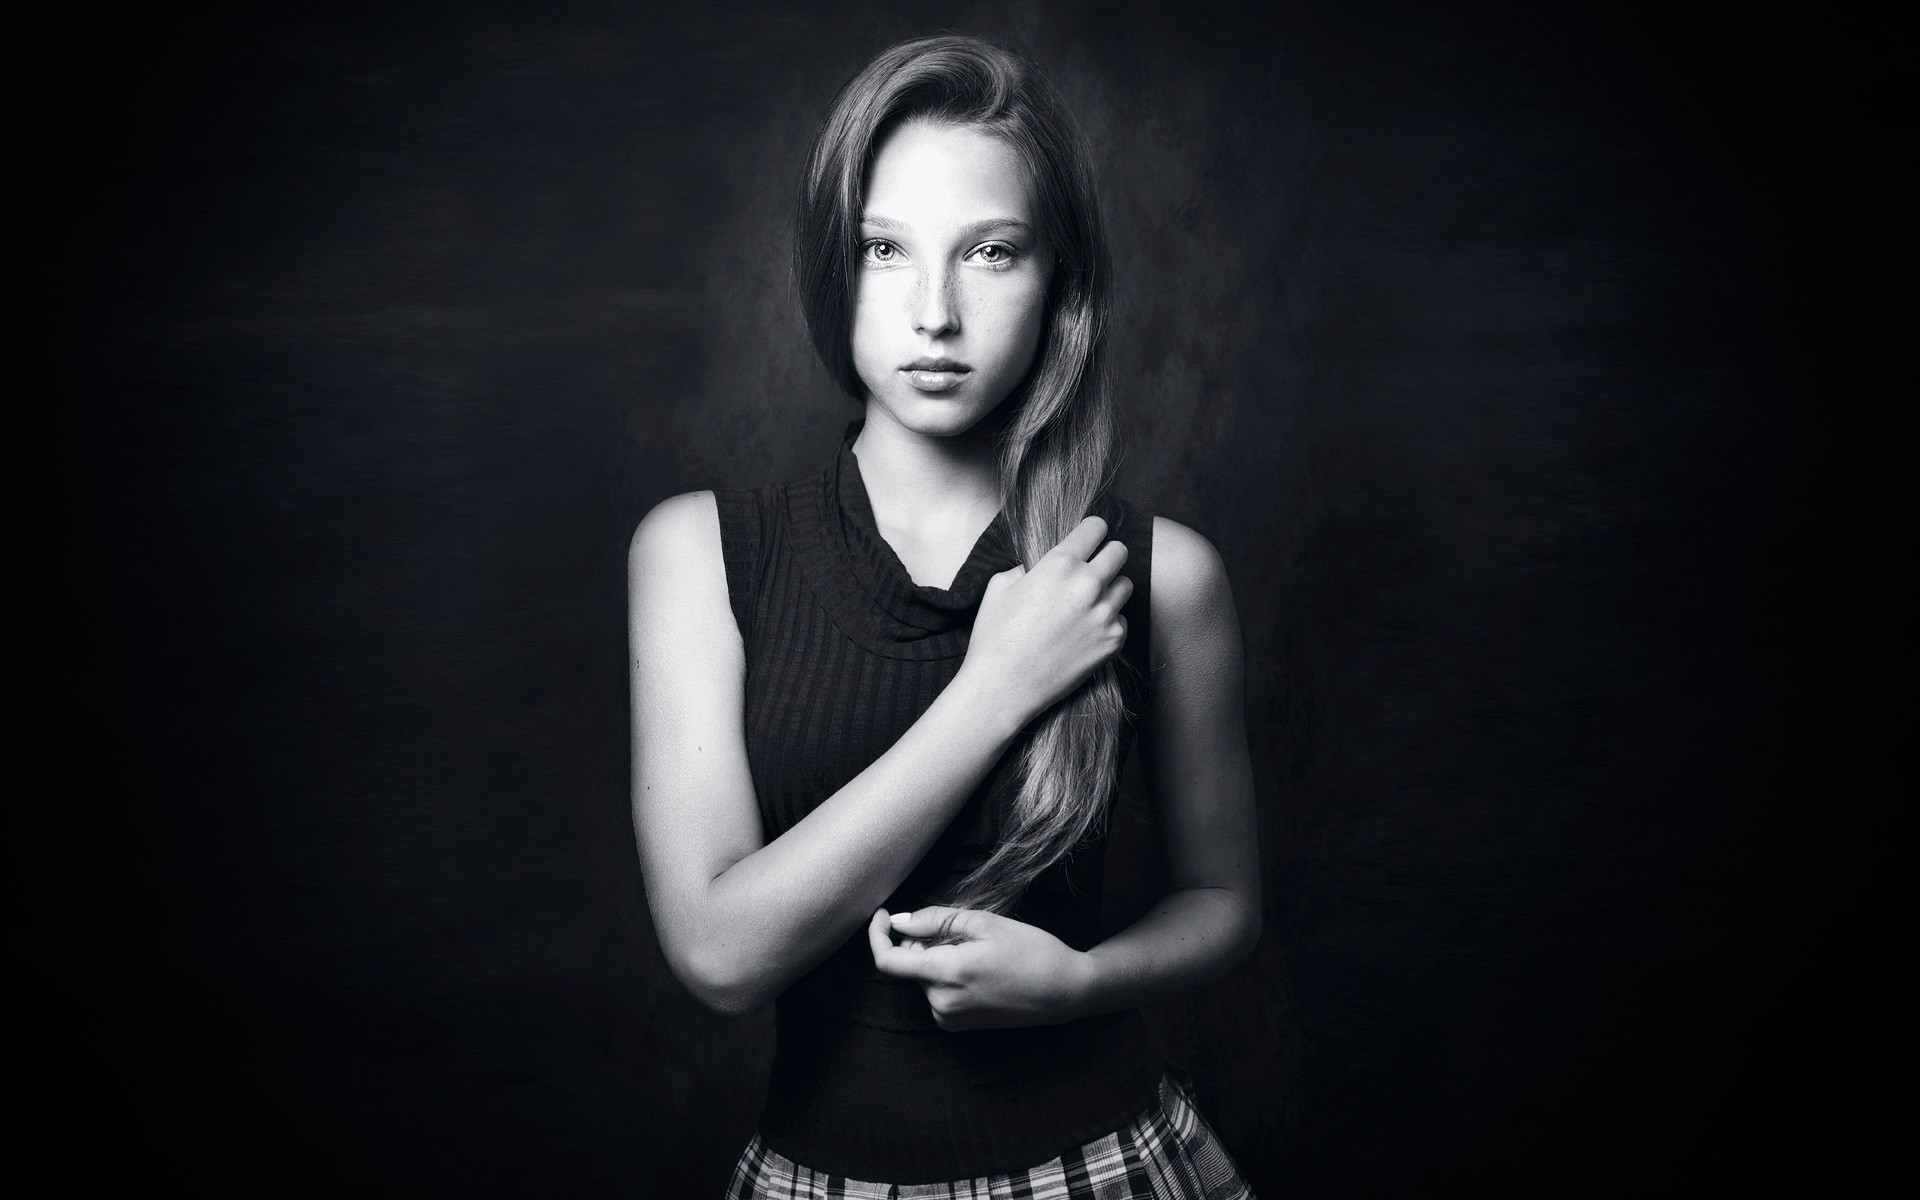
[24, 2, 1887, 1196]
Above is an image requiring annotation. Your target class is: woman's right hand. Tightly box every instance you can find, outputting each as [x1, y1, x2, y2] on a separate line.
[960, 514, 1132, 727]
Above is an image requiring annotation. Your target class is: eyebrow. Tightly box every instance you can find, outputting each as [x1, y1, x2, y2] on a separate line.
[860, 215, 1035, 239]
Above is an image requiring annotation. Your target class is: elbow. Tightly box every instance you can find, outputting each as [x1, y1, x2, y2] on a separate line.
[1233, 903, 1263, 965]
[691, 982, 765, 1019]
[670, 943, 772, 1017]
[652, 885, 778, 1016]
[1220, 892, 1262, 968]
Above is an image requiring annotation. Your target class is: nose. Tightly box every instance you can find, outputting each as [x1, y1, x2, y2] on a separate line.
[911, 263, 959, 338]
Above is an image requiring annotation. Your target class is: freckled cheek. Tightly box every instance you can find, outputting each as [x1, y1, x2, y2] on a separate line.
[848, 280, 908, 374]
[971, 283, 1050, 379]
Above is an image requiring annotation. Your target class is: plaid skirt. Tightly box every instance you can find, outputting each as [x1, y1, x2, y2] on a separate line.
[724, 1068, 1255, 1199]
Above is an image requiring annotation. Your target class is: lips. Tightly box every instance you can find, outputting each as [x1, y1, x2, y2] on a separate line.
[899, 357, 971, 394]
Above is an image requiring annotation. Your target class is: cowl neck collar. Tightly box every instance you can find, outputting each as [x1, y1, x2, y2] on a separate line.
[788, 417, 1017, 660]
[833, 416, 1016, 631]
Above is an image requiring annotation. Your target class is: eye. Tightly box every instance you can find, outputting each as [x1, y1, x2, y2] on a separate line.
[860, 239, 901, 264]
[969, 242, 1018, 267]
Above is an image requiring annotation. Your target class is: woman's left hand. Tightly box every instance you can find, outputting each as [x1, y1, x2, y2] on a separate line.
[867, 906, 1092, 1031]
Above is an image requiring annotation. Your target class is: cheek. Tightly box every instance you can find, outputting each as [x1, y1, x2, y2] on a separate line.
[979, 279, 1050, 372]
[848, 277, 903, 370]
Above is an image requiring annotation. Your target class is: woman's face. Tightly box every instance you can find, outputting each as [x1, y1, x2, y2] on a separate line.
[850, 117, 1054, 439]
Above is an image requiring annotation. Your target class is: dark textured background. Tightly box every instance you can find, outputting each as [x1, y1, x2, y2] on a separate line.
[22, 0, 1899, 1195]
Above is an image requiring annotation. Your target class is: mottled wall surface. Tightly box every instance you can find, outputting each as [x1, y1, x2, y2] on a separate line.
[28, 1, 1892, 1196]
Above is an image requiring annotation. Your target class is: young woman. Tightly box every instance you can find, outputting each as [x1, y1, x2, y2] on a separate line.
[628, 34, 1260, 1199]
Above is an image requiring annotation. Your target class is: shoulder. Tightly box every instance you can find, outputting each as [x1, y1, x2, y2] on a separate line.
[1149, 516, 1234, 622]
[628, 491, 737, 622]
[1147, 516, 1240, 667]
[628, 491, 747, 663]
[628, 490, 722, 576]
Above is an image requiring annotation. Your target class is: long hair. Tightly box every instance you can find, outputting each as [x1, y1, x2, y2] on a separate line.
[794, 34, 1128, 915]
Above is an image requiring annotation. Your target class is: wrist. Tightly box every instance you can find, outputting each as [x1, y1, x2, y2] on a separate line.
[1057, 945, 1104, 1022]
[948, 661, 1033, 744]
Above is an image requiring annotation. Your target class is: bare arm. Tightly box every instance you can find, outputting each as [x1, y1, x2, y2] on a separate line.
[871, 516, 1259, 1029]
[1069, 517, 1261, 1012]
[629, 491, 1130, 1015]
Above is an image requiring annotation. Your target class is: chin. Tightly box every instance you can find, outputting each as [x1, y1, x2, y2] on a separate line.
[869, 387, 1008, 440]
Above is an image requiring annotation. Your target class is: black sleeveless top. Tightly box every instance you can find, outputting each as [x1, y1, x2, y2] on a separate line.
[712, 417, 1164, 1183]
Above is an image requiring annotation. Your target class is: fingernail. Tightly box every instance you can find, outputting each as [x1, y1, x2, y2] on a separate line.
[890, 911, 912, 925]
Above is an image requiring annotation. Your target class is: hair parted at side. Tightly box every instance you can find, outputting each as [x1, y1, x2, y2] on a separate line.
[794, 33, 1134, 916]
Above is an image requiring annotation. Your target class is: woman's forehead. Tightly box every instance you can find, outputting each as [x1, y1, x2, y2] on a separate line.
[862, 118, 1036, 233]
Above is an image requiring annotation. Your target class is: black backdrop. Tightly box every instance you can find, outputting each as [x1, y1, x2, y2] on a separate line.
[21, 1, 1900, 1195]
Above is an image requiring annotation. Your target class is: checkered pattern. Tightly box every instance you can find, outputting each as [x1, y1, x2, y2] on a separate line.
[725, 1069, 1255, 1199]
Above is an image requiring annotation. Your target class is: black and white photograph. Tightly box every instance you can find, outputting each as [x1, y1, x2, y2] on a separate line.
[20, 1, 1895, 1196]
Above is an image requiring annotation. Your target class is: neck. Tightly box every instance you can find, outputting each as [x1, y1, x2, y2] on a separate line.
[850, 400, 1007, 540]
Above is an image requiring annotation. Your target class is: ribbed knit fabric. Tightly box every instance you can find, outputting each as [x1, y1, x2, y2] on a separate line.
[711, 416, 1164, 1183]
